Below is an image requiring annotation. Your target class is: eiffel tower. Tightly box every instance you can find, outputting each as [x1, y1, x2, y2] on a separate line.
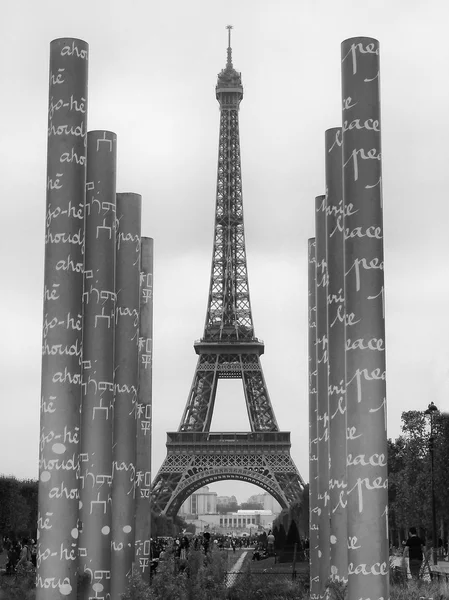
[151, 27, 305, 517]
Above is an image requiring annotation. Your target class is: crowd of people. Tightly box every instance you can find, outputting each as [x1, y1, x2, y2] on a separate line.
[1, 531, 263, 578]
[149, 531, 267, 574]
[1, 536, 37, 574]
[149, 529, 314, 572]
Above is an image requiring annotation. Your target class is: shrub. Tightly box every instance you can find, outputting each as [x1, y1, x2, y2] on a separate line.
[229, 563, 305, 600]
[148, 556, 187, 600]
[286, 520, 300, 547]
[0, 564, 36, 600]
[117, 548, 449, 600]
[184, 547, 227, 600]
[391, 579, 449, 599]
[120, 572, 153, 600]
[326, 579, 346, 600]
[325, 577, 449, 600]
[120, 547, 228, 600]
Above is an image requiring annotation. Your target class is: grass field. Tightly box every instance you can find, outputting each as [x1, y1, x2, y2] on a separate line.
[238, 552, 308, 575]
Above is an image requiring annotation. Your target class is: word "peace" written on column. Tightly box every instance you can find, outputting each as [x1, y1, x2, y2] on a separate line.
[347, 476, 388, 512]
[347, 562, 388, 576]
[347, 453, 387, 467]
[343, 118, 380, 133]
[342, 41, 379, 76]
[343, 148, 381, 182]
[345, 257, 383, 292]
[346, 337, 384, 351]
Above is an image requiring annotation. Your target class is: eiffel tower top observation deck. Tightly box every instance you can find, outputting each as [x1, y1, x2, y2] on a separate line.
[150, 30, 304, 516]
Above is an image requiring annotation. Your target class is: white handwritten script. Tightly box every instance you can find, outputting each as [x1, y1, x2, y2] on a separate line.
[111, 194, 141, 579]
[38, 38, 88, 595]
[77, 131, 117, 599]
[135, 243, 153, 575]
[326, 126, 350, 584]
[341, 36, 389, 595]
[342, 41, 379, 76]
[308, 236, 321, 597]
[315, 196, 332, 589]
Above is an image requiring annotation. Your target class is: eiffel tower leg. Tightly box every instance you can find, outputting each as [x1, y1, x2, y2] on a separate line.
[151, 454, 195, 515]
[179, 355, 219, 431]
[242, 356, 279, 431]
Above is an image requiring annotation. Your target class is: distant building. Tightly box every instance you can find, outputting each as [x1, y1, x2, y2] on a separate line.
[179, 486, 217, 515]
[247, 493, 282, 514]
[183, 509, 275, 533]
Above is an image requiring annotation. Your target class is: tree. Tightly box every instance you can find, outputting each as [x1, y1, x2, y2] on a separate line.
[275, 524, 286, 551]
[18, 479, 38, 537]
[0, 476, 32, 538]
[286, 519, 300, 547]
[173, 514, 188, 536]
[433, 412, 449, 525]
[217, 501, 238, 514]
[392, 413, 432, 534]
[388, 410, 449, 543]
[240, 502, 263, 511]
[153, 514, 171, 537]
[185, 523, 196, 534]
[299, 484, 309, 538]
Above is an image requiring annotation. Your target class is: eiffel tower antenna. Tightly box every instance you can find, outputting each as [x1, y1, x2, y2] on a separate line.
[226, 24, 233, 68]
[151, 34, 304, 517]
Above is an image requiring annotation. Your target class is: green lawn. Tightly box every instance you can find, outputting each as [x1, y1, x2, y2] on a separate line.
[239, 553, 309, 576]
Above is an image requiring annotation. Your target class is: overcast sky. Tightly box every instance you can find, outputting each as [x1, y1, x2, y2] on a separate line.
[1, 0, 449, 504]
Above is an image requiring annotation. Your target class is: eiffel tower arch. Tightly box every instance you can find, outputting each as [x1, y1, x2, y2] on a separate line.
[151, 27, 305, 518]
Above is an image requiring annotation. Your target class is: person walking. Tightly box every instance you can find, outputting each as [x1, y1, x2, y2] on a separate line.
[403, 527, 425, 580]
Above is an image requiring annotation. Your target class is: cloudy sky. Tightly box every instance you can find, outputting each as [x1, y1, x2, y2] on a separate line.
[1, 0, 449, 503]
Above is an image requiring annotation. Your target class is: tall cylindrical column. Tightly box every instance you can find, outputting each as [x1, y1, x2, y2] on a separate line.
[315, 194, 330, 597]
[134, 236, 154, 580]
[308, 237, 320, 600]
[111, 193, 142, 600]
[325, 127, 348, 584]
[37, 38, 88, 600]
[78, 131, 117, 599]
[341, 37, 389, 600]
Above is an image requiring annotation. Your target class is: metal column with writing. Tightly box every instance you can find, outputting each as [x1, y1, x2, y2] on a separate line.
[308, 237, 320, 600]
[315, 194, 330, 598]
[325, 127, 348, 584]
[135, 236, 154, 580]
[111, 193, 142, 600]
[341, 37, 389, 600]
[37, 38, 88, 600]
[79, 131, 117, 599]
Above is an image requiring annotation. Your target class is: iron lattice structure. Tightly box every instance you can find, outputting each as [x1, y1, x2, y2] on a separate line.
[151, 29, 304, 516]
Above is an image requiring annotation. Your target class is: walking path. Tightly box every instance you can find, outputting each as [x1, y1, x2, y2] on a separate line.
[226, 551, 248, 588]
